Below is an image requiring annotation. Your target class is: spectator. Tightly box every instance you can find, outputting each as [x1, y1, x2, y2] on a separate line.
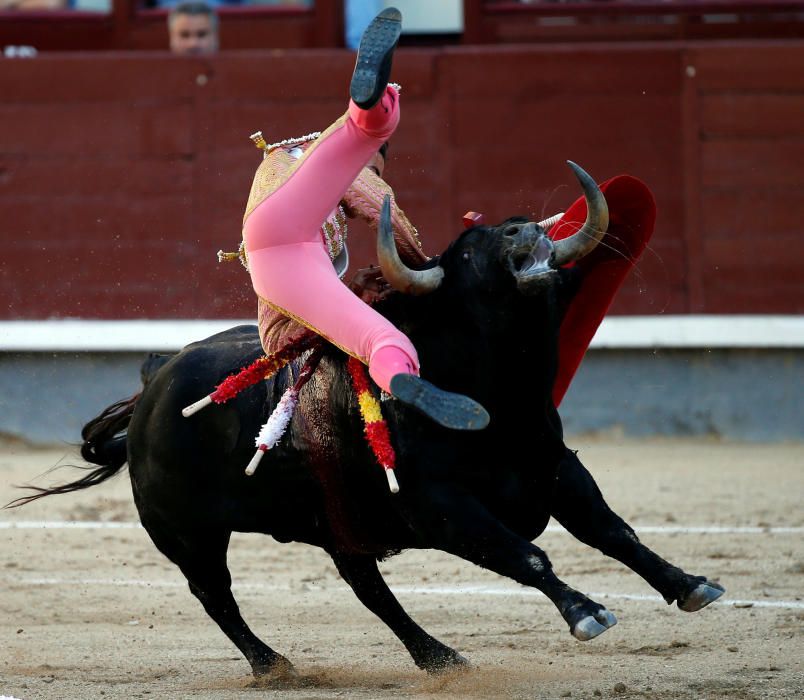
[168, 1, 219, 55]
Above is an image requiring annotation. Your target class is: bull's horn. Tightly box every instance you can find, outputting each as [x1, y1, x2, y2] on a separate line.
[377, 194, 444, 295]
[552, 161, 609, 267]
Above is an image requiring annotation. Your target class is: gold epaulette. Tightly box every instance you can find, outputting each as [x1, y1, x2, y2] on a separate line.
[250, 131, 268, 152]
[217, 241, 249, 270]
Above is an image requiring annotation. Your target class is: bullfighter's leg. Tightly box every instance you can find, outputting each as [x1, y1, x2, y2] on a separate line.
[551, 448, 725, 611]
[331, 552, 469, 672]
[410, 487, 618, 641]
[142, 520, 294, 679]
[243, 16, 409, 378]
[244, 9, 488, 431]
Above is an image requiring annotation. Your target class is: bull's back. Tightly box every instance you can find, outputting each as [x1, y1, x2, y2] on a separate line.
[126, 326, 322, 539]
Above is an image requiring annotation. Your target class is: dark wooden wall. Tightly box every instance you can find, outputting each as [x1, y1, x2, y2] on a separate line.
[1, 42, 803, 320]
[463, 0, 804, 43]
[3, 1, 804, 51]
[0, 3, 344, 52]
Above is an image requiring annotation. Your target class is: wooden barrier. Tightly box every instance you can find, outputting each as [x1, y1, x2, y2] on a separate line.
[1, 42, 802, 319]
[463, 0, 804, 43]
[3, 1, 804, 51]
[0, 2, 342, 52]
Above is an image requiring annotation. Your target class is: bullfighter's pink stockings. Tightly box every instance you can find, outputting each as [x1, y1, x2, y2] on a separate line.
[244, 5, 490, 432]
[243, 89, 418, 395]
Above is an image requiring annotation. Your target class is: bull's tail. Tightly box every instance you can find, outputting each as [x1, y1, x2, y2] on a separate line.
[79, 394, 137, 468]
[4, 394, 139, 509]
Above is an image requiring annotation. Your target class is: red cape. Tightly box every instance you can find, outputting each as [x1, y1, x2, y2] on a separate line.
[550, 175, 657, 406]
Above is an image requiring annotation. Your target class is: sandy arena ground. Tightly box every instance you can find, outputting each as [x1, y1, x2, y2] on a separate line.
[0, 437, 802, 700]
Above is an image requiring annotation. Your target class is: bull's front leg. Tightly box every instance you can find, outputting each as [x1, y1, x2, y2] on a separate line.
[551, 448, 725, 611]
[406, 486, 618, 641]
[330, 552, 469, 672]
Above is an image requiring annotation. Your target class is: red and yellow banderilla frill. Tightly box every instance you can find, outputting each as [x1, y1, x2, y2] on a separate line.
[347, 356, 399, 493]
[181, 331, 319, 417]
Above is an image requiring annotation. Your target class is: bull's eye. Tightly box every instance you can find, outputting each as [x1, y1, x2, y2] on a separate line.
[462, 252, 470, 261]
[503, 225, 520, 237]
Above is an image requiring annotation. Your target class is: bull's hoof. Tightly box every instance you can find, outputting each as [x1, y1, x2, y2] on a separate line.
[678, 581, 725, 612]
[251, 656, 298, 687]
[420, 648, 471, 675]
[572, 609, 618, 641]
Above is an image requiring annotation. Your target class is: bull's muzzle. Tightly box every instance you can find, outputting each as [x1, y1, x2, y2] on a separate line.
[503, 222, 556, 287]
[509, 161, 609, 291]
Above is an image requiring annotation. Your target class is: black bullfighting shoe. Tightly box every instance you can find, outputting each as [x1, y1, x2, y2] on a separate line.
[350, 6, 402, 110]
[390, 374, 490, 431]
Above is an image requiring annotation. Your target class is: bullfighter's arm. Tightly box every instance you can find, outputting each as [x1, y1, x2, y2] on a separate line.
[342, 167, 430, 267]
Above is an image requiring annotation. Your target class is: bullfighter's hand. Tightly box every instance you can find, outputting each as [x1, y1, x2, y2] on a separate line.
[349, 265, 392, 305]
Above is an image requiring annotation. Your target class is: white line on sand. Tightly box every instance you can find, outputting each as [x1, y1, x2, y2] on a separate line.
[0, 520, 142, 529]
[1, 521, 802, 534]
[390, 586, 804, 610]
[3, 522, 801, 610]
[6, 576, 803, 610]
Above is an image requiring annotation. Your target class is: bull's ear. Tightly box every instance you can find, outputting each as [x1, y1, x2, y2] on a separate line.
[377, 194, 444, 295]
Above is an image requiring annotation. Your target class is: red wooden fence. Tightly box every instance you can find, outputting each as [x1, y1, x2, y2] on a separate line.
[464, 0, 804, 43]
[1, 42, 802, 319]
[3, 1, 804, 52]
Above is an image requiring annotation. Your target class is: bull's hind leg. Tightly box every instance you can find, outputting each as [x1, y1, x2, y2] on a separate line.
[143, 521, 294, 679]
[331, 552, 468, 672]
[551, 449, 725, 611]
[410, 487, 618, 642]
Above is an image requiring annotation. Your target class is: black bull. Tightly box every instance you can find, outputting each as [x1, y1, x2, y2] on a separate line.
[12, 165, 724, 678]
